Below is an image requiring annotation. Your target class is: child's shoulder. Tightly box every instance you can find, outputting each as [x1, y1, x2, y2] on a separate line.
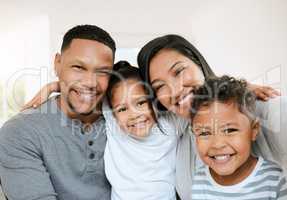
[256, 157, 285, 178]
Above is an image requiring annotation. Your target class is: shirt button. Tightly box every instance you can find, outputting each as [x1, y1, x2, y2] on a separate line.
[88, 141, 94, 146]
[81, 124, 93, 135]
[89, 153, 95, 159]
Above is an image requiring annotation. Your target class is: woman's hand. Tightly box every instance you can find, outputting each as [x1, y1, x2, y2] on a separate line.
[21, 81, 60, 111]
[248, 83, 281, 101]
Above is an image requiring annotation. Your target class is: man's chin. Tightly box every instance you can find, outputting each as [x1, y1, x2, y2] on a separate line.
[68, 101, 100, 116]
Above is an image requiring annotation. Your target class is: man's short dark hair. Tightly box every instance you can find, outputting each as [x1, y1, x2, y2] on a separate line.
[61, 24, 116, 56]
[191, 75, 257, 122]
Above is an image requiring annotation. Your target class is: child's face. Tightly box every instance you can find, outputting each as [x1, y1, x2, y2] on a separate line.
[192, 101, 259, 176]
[111, 79, 155, 138]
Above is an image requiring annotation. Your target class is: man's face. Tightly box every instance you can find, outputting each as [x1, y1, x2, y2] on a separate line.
[55, 38, 114, 116]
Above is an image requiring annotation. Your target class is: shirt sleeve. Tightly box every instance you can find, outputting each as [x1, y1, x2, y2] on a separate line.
[277, 172, 287, 199]
[253, 96, 287, 171]
[0, 117, 58, 200]
[159, 111, 189, 137]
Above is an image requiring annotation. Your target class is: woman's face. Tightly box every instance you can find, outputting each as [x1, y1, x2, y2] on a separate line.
[149, 49, 205, 118]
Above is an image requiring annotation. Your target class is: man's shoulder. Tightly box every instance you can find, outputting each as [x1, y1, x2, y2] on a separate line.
[0, 99, 58, 140]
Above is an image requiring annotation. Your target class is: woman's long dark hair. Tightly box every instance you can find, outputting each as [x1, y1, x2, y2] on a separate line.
[137, 34, 216, 110]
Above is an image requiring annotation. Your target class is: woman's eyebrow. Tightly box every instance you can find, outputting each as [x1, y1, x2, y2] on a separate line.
[168, 61, 184, 72]
[151, 79, 163, 86]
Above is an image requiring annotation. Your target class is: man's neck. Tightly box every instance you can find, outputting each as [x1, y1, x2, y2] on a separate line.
[57, 96, 102, 124]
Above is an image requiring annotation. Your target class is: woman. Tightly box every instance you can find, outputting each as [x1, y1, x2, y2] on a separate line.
[24, 34, 285, 200]
[137, 34, 286, 200]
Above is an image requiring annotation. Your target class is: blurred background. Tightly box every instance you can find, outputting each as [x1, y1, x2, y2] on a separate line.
[0, 0, 287, 198]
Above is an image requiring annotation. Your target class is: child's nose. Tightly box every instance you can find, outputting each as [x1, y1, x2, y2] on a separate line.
[210, 134, 227, 149]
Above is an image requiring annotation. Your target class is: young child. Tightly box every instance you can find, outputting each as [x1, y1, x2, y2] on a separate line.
[190, 75, 287, 200]
[102, 61, 187, 200]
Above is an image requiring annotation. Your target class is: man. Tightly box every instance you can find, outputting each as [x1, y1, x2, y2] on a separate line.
[0, 25, 115, 200]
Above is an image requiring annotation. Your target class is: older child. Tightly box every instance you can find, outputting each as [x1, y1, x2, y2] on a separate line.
[103, 61, 187, 200]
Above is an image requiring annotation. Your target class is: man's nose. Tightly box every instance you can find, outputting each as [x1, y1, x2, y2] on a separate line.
[82, 72, 98, 88]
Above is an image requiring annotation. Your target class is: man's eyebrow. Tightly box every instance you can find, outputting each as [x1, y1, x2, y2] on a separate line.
[67, 59, 86, 67]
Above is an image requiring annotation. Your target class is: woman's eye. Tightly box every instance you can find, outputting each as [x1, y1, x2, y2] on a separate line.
[154, 84, 164, 92]
[174, 66, 186, 76]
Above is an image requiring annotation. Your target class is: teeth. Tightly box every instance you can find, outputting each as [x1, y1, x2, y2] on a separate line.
[130, 121, 147, 128]
[214, 155, 230, 160]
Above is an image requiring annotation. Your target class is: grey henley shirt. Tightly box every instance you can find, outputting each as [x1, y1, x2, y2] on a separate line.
[0, 96, 111, 200]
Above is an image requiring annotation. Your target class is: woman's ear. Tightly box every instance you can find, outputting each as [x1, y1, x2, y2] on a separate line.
[54, 53, 61, 77]
[251, 118, 260, 141]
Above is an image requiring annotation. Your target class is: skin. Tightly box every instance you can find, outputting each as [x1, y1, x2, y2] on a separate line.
[54, 38, 114, 124]
[111, 78, 155, 138]
[192, 101, 260, 186]
[149, 49, 205, 119]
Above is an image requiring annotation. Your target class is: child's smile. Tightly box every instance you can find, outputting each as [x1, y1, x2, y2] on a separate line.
[111, 79, 155, 138]
[192, 101, 259, 185]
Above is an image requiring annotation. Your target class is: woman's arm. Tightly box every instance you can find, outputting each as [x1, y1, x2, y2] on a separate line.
[21, 81, 60, 110]
[247, 83, 280, 101]
[253, 96, 287, 170]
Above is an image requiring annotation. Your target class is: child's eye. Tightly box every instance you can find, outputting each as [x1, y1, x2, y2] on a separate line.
[198, 131, 211, 138]
[223, 128, 238, 135]
[117, 107, 127, 113]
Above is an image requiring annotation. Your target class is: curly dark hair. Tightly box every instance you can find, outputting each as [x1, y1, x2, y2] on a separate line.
[190, 75, 257, 122]
[61, 24, 116, 57]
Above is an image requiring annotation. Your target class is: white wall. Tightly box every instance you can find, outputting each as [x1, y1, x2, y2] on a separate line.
[0, 0, 287, 198]
[1, 0, 286, 94]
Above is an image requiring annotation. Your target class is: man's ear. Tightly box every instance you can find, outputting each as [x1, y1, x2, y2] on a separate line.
[251, 118, 260, 141]
[54, 53, 61, 77]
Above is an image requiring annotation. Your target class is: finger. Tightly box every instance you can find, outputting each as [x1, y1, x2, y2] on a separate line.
[255, 91, 269, 101]
[262, 87, 281, 98]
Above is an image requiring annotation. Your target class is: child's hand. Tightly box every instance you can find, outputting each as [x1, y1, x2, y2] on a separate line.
[21, 81, 60, 111]
[248, 83, 281, 101]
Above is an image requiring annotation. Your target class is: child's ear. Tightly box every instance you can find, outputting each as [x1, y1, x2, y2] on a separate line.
[251, 118, 260, 141]
[54, 53, 61, 77]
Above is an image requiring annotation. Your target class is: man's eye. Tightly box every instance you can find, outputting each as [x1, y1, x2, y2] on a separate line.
[96, 70, 111, 76]
[72, 65, 84, 70]
[223, 128, 238, 134]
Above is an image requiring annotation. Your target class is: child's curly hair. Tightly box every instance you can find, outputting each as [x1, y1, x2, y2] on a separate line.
[191, 75, 257, 123]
